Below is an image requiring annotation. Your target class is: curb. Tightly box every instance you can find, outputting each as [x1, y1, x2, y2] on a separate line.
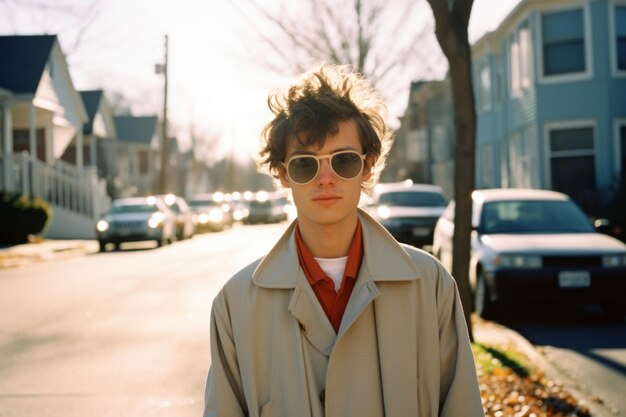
[474, 318, 616, 417]
[0, 240, 99, 269]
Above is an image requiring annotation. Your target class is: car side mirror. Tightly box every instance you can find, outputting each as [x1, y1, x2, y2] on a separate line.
[593, 218, 611, 234]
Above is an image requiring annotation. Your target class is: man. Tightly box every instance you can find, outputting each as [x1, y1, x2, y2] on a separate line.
[203, 64, 484, 417]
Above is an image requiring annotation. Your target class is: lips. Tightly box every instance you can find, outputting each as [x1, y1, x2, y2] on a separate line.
[312, 195, 341, 205]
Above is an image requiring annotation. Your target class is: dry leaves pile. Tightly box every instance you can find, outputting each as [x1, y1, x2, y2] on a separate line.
[475, 345, 592, 417]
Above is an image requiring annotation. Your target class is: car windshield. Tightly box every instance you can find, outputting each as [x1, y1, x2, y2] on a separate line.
[378, 191, 447, 207]
[188, 200, 218, 208]
[480, 200, 595, 234]
[110, 203, 157, 214]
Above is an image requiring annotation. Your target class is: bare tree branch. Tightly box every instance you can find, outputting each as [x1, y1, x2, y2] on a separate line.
[229, 0, 439, 108]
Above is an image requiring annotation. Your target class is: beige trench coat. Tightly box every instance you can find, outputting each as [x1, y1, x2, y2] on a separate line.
[204, 209, 484, 417]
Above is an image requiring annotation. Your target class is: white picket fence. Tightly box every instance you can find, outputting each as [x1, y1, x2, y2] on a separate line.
[1, 152, 111, 229]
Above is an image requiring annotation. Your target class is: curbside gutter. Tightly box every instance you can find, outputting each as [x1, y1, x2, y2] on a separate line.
[0, 240, 100, 269]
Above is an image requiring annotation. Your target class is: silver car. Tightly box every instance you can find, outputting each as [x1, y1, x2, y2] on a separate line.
[366, 182, 448, 249]
[96, 196, 177, 251]
[432, 188, 626, 319]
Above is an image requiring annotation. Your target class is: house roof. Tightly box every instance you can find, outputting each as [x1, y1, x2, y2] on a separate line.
[113, 116, 159, 145]
[80, 90, 103, 134]
[0, 35, 57, 94]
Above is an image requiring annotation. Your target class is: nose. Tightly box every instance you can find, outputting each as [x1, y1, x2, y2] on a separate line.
[316, 158, 336, 184]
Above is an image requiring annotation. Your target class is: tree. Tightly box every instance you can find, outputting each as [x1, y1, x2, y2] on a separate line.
[426, 0, 476, 340]
[230, 0, 445, 98]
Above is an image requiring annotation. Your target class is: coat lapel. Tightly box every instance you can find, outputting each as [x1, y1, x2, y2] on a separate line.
[288, 279, 337, 356]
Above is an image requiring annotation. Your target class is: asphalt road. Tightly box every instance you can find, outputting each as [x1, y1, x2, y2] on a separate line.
[0, 222, 290, 417]
[503, 305, 626, 416]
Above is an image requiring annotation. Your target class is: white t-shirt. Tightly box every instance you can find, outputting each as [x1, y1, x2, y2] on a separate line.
[315, 256, 348, 292]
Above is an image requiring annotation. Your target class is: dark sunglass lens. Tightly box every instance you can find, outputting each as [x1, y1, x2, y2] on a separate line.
[289, 157, 318, 183]
[331, 152, 362, 179]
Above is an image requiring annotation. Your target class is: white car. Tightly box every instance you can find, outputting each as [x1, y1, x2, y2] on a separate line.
[432, 188, 626, 319]
[96, 196, 177, 251]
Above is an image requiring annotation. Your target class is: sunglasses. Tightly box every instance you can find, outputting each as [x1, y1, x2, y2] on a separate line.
[283, 150, 367, 185]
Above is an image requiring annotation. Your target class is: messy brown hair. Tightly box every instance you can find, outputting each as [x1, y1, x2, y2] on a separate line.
[258, 64, 394, 193]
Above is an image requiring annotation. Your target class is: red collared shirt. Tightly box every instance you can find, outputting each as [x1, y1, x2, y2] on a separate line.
[294, 221, 363, 333]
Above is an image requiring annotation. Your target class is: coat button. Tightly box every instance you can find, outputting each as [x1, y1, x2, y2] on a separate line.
[319, 388, 325, 405]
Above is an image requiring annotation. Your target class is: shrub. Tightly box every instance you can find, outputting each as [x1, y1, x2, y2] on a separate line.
[0, 192, 52, 245]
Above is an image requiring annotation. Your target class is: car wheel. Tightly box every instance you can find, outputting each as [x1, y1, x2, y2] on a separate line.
[474, 271, 498, 320]
[98, 241, 107, 252]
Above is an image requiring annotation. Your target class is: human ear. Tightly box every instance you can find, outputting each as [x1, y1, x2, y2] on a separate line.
[362, 155, 376, 181]
[277, 165, 291, 188]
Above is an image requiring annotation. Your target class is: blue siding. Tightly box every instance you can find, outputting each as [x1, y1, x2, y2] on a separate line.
[471, 0, 625, 203]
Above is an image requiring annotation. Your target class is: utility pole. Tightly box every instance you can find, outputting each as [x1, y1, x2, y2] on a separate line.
[156, 34, 169, 194]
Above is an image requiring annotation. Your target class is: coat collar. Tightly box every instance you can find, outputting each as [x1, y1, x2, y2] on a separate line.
[251, 208, 422, 289]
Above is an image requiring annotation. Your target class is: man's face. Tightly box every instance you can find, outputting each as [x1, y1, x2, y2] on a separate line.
[279, 119, 372, 230]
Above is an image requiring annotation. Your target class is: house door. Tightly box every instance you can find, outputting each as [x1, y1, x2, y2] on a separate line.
[548, 126, 596, 212]
[13, 129, 46, 161]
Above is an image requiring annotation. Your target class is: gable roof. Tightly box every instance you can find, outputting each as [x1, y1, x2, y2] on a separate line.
[0, 35, 57, 94]
[80, 90, 103, 134]
[113, 116, 159, 145]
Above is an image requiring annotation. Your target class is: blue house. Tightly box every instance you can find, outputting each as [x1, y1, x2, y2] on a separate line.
[472, 0, 626, 214]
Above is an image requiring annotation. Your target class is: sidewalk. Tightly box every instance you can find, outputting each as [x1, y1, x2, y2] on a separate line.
[0, 239, 99, 268]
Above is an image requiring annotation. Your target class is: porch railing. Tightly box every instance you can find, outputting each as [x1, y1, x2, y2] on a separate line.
[0, 152, 111, 221]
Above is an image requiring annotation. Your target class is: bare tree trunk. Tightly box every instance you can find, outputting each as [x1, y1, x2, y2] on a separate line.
[427, 0, 475, 341]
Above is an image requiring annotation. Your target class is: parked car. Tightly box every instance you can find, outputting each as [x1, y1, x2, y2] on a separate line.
[366, 182, 448, 249]
[244, 197, 288, 224]
[432, 188, 626, 319]
[187, 194, 233, 232]
[156, 194, 195, 240]
[96, 196, 177, 251]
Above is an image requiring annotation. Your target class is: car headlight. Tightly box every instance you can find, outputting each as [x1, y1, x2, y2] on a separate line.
[209, 208, 224, 223]
[493, 254, 542, 268]
[376, 205, 391, 219]
[148, 212, 165, 228]
[198, 213, 210, 224]
[602, 254, 626, 268]
[96, 220, 109, 232]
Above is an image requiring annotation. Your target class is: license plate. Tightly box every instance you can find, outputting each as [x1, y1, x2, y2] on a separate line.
[558, 271, 591, 288]
[412, 227, 430, 236]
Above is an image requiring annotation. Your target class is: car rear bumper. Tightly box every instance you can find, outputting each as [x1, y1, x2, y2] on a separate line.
[383, 225, 435, 247]
[488, 267, 626, 304]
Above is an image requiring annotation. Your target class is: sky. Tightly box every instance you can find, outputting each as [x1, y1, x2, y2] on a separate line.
[0, 0, 522, 161]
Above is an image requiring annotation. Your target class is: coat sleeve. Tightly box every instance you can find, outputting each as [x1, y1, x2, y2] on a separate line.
[435, 263, 485, 417]
[203, 290, 248, 417]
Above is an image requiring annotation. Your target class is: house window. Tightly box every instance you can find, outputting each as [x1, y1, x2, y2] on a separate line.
[13, 129, 46, 161]
[476, 59, 492, 111]
[542, 9, 585, 76]
[509, 36, 521, 95]
[519, 22, 532, 88]
[616, 6, 626, 71]
[480, 143, 495, 188]
[509, 21, 532, 95]
[139, 149, 149, 174]
[549, 126, 595, 204]
[509, 132, 530, 188]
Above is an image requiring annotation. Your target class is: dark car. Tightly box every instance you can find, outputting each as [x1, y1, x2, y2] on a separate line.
[367, 182, 448, 249]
